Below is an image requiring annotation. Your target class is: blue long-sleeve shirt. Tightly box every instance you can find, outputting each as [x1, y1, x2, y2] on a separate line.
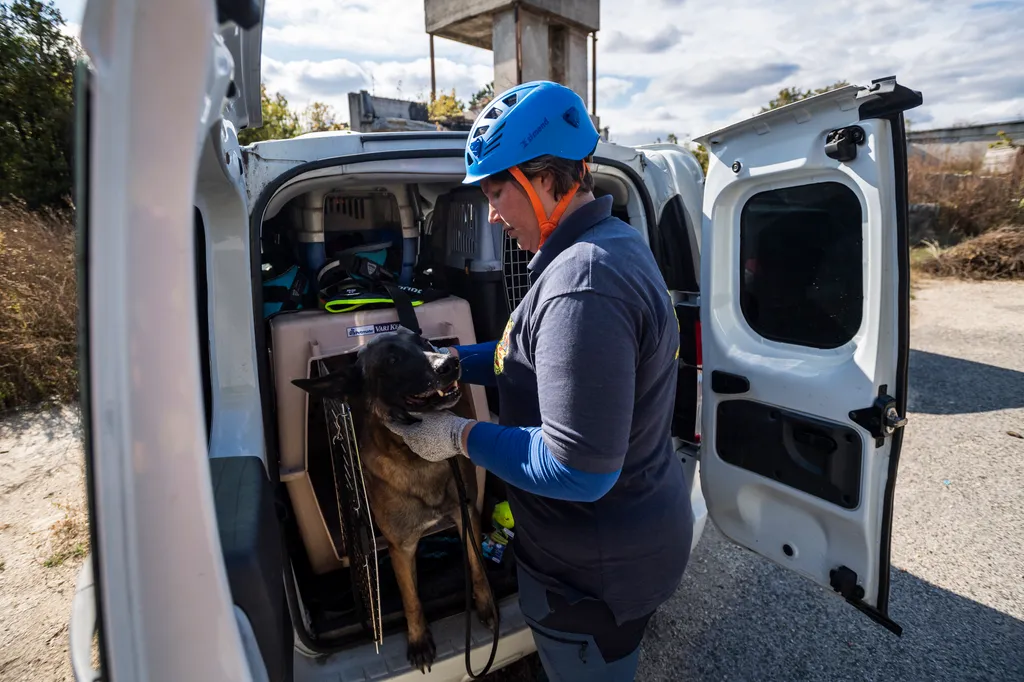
[452, 340, 618, 501]
[451, 341, 497, 386]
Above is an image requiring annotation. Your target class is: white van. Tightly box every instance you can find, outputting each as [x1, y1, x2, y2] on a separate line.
[68, 1, 920, 680]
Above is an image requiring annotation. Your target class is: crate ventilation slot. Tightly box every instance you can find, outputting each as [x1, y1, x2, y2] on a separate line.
[503, 229, 532, 313]
[318, 358, 383, 650]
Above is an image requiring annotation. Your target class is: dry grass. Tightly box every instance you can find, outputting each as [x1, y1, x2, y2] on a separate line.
[917, 226, 1024, 280]
[41, 499, 90, 568]
[0, 155, 1019, 411]
[908, 157, 1024, 243]
[0, 202, 78, 410]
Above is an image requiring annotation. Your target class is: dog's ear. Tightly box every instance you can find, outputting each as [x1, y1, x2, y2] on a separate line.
[292, 364, 362, 400]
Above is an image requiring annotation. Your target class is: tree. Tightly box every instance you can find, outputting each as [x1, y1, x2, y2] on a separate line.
[237, 86, 356, 144]
[468, 82, 495, 112]
[666, 133, 679, 145]
[760, 81, 850, 113]
[237, 84, 301, 145]
[428, 88, 466, 124]
[301, 101, 349, 133]
[0, 0, 79, 207]
[691, 143, 709, 175]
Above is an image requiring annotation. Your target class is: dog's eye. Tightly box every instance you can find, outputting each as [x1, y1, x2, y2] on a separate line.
[387, 354, 398, 366]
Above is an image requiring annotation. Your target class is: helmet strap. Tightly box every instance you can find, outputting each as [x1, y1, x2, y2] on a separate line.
[508, 165, 581, 249]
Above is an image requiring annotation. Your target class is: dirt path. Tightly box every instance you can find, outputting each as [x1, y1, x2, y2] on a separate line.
[638, 278, 1024, 680]
[0, 406, 85, 682]
[1, 279, 1022, 681]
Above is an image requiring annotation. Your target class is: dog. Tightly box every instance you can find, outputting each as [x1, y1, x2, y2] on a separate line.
[292, 328, 496, 672]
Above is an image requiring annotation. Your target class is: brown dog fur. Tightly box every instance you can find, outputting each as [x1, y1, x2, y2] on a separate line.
[293, 329, 495, 672]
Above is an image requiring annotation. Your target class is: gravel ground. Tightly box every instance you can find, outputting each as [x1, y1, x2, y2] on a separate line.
[636, 279, 1024, 681]
[0, 406, 85, 682]
[2, 279, 1022, 681]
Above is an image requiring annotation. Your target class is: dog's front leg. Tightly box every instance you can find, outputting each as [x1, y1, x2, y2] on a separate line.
[452, 511, 499, 630]
[390, 539, 435, 672]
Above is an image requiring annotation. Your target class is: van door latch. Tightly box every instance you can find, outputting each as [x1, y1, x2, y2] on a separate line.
[829, 566, 865, 601]
[824, 125, 866, 162]
[849, 385, 907, 446]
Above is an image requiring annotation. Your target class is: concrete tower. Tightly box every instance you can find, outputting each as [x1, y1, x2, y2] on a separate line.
[424, 1, 600, 120]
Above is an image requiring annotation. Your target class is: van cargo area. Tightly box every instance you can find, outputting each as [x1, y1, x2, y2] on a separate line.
[256, 163, 647, 656]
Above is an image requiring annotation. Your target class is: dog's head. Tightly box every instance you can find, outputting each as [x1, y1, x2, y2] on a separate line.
[291, 328, 462, 424]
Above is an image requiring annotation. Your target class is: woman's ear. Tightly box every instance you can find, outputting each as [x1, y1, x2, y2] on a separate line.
[526, 170, 556, 202]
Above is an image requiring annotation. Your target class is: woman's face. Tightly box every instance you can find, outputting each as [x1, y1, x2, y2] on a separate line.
[480, 174, 551, 254]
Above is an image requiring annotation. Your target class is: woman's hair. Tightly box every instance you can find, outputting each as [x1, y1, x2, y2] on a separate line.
[490, 155, 595, 199]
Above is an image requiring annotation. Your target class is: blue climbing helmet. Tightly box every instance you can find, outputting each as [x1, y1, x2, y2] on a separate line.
[463, 80, 600, 186]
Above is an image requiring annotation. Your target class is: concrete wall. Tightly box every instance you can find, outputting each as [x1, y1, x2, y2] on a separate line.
[492, 8, 518, 94]
[908, 120, 1024, 166]
[425, 0, 599, 36]
[520, 9, 550, 83]
[347, 91, 433, 133]
[912, 141, 996, 165]
[566, 26, 589, 106]
[425, 0, 507, 36]
[490, 6, 589, 103]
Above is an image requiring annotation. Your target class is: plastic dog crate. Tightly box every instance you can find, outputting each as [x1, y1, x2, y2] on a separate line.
[433, 188, 510, 343]
[269, 297, 489, 575]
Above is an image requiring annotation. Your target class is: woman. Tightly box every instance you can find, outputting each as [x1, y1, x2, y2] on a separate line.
[387, 80, 693, 681]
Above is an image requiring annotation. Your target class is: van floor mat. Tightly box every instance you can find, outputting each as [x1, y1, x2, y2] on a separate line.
[304, 529, 519, 642]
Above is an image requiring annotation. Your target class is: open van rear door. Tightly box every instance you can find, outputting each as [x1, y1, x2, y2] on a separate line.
[73, 1, 288, 680]
[694, 77, 921, 634]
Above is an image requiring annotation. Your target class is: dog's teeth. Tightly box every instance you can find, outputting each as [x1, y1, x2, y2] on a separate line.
[437, 389, 445, 397]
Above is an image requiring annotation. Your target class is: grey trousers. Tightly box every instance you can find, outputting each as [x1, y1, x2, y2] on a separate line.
[518, 568, 654, 682]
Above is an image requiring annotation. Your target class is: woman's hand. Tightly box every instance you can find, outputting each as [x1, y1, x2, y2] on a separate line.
[385, 411, 475, 462]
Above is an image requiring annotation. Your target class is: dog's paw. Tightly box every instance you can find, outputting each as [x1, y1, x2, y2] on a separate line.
[475, 595, 499, 631]
[406, 629, 436, 673]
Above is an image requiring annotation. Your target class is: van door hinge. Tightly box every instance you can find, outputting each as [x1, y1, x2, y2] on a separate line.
[824, 125, 866, 162]
[849, 385, 907, 447]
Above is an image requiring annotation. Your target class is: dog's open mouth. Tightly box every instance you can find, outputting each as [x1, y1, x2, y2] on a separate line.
[405, 381, 461, 409]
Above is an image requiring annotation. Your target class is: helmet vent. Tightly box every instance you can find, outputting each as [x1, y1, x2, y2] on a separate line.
[483, 134, 503, 154]
[473, 125, 489, 138]
[562, 106, 581, 129]
[503, 93, 518, 107]
[484, 106, 502, 119]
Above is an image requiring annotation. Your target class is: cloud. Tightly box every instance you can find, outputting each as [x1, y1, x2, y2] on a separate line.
[605, 26, 686, 53]
[262, 0, 490, 65]
[54, 0, 1024, 143]
[666, 63, 801, 97]
[262, 56, 492, 124]
[597, 77, 638, 102]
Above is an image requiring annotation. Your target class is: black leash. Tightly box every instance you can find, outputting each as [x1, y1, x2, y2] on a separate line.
[448, 458, 500, 678]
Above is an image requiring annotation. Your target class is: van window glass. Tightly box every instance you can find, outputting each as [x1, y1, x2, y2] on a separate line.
[739, 182, 863, 349]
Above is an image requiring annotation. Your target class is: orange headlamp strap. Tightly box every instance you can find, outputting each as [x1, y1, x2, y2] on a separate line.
[508, 164, 583, 248]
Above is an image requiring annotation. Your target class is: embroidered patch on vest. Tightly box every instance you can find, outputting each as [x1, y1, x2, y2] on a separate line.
[494, 317, 514, 375]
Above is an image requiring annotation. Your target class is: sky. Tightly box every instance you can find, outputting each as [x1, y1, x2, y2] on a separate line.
[54, 0, 1024, 147]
